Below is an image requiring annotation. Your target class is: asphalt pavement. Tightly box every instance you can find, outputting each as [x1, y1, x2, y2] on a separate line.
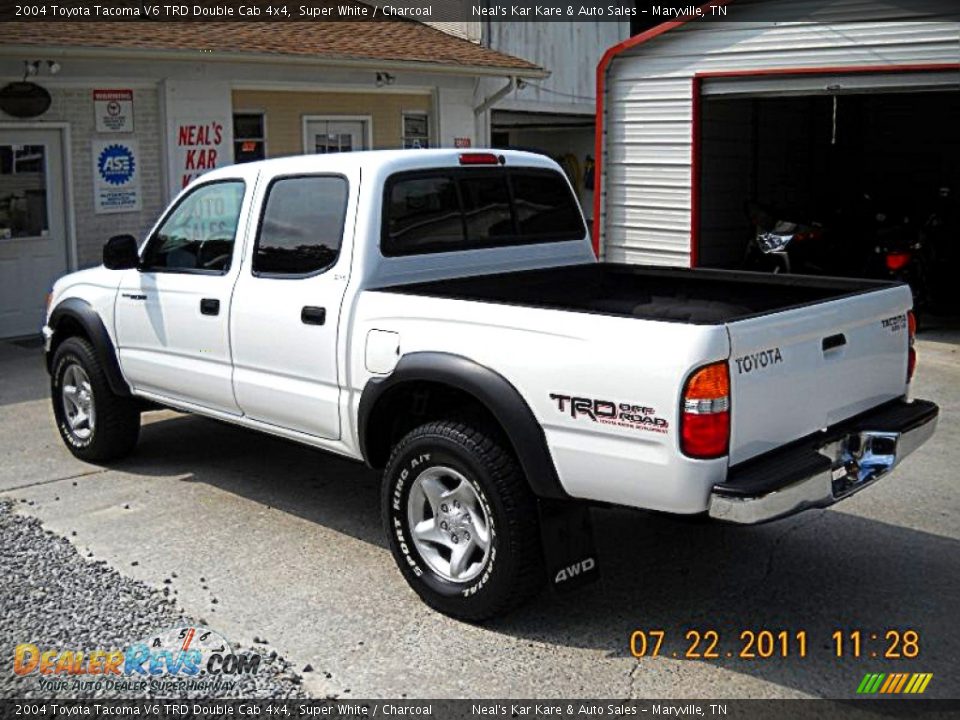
[1, 332, 957, 699]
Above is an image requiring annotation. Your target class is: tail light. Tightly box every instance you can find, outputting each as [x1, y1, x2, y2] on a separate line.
[680, 361, 730, 459]
[886, 251, 911, 272]
[907, 310, 917, 382]
[459, 153, 501, 166]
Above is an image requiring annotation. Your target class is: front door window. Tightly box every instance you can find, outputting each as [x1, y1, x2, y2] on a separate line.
[139, 181, 245, 274]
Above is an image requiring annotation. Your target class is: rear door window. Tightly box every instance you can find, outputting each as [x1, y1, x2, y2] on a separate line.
[254, 175, 349, 276]
[382, 167, 584, 256]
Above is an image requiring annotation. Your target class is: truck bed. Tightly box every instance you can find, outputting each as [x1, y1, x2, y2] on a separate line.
[379, 263, 898, 325]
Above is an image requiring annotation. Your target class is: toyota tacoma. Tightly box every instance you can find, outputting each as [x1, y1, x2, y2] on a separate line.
[43, 149, 938, 620]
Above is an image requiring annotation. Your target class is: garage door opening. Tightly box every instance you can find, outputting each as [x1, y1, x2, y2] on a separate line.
[490, 110, 596, 224]
[696, 86, 959, 288]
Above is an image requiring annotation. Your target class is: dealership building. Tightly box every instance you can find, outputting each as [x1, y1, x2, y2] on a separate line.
[0, 22, 546, 338]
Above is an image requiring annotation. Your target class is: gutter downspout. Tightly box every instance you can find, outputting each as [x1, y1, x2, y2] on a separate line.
[474, 76, 519, 116]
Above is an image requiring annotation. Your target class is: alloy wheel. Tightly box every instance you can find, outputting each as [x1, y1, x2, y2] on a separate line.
[406, 466, 492, 583]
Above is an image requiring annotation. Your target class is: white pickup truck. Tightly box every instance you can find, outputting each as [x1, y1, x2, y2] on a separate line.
[43, 149, 937, 620]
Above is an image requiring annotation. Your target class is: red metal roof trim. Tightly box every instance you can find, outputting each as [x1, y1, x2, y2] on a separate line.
[592, 0, 736, 258]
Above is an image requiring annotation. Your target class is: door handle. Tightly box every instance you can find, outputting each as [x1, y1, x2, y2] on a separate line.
[200, 298, 220, 316]
[822, 333, 846, 352]
[301, 306, 326, 325]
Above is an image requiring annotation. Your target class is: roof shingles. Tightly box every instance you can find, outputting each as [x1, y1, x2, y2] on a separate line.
[0, 21, 542, 72]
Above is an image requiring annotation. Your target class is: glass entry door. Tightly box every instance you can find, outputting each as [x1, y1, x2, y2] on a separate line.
[0, 128, 67, 338]
[303, 118, 369, 154]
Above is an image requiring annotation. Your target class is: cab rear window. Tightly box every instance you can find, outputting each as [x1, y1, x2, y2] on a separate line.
[382, 168, 585, 256]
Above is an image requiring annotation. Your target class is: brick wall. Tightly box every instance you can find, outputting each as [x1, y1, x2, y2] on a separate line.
[1, 86, 167, 268]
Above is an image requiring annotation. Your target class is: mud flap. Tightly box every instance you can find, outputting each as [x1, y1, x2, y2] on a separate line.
[538, 500, 600, 593]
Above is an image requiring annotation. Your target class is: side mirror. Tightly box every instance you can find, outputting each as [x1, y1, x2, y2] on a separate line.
[103, 234, 139, 270]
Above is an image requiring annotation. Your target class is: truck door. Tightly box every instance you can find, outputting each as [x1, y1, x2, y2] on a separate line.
[114, 179, 250, 414]
[229, 171, 356, 440]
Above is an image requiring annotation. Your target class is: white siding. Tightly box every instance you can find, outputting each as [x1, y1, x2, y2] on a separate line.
[488, 22, 629, 114]
[601, 0, 960, 265]
[425, 21, 482, 43]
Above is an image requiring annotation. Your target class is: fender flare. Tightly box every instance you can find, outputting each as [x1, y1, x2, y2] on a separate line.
[47, 297, 131, 397]
[358, 352, 568, 500]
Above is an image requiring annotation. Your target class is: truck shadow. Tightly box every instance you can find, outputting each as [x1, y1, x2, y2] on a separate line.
[496, 506, 960, 698]
[116, 411, 960, 699]
[125, 411, 385, 545]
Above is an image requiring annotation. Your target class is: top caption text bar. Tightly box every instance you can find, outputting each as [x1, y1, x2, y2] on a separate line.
[1, 0, 956, 22]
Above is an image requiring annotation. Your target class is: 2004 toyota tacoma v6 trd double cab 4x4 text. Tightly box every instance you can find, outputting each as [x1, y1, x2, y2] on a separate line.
[43, 149, 938, 619]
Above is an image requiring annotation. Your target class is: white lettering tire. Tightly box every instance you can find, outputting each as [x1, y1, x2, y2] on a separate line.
[51, 337, 140, 462]
[381, 420, 545, 621]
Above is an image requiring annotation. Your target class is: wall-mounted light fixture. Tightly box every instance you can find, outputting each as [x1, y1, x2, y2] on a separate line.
[22, 59, 62, 80]
[376, 72, 396, 88]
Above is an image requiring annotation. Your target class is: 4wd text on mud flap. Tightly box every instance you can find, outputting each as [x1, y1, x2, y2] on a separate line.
[554, 558, 596, 584]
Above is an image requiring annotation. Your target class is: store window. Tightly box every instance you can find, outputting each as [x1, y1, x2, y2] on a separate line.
[233, 113, 266, 163]
[402, 113, 430, 149]
[0, 144, 48, 239]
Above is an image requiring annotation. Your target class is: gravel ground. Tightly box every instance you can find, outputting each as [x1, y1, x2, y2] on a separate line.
[0, 498, 306, 700]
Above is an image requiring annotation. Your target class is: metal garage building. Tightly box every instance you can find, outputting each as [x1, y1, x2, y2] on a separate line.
[593, 0, 960, 268]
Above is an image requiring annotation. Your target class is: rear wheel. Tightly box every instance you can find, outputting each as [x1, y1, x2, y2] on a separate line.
[51, 337, 140, 462]
[382, 420, 545, 621]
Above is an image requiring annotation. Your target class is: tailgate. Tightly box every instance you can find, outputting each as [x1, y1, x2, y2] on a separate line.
[726, 284, 912, 465]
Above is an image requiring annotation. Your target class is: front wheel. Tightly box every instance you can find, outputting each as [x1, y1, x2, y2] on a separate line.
[381, 420, 545, 621]
[51, 337, 141, 462]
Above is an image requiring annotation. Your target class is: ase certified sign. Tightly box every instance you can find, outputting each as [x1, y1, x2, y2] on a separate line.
[92, 140, 141, 214]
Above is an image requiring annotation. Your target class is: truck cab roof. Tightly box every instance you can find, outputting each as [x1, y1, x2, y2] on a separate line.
[189, 148, 596, 290]
[198, 148, 561, 184]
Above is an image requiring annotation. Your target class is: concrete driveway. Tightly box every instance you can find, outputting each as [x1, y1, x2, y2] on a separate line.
[1, 334, 958, 699]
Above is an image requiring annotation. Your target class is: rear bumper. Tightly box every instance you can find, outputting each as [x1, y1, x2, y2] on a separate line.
[708, 399, 938, 525]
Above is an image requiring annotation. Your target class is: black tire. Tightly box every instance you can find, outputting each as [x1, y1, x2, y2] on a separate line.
[382, 420, 545, 621]
[51, 337, 140, 462]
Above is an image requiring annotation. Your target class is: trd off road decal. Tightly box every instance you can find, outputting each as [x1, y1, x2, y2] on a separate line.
[549, 394, 668, 434]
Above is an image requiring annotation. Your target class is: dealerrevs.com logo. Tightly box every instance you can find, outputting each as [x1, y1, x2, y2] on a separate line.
[13, 626, 260, 694]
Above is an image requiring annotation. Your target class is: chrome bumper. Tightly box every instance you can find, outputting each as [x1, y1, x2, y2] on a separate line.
[709, 399, 938, 525]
